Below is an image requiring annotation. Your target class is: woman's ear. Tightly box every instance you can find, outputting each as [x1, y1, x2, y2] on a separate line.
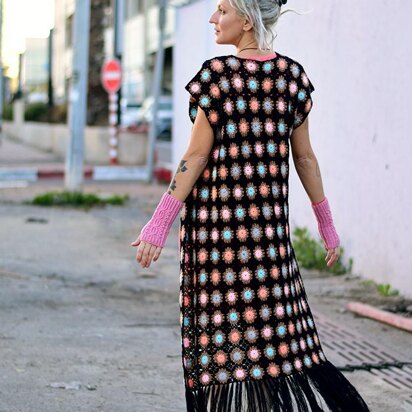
[243, 18, 253, 32]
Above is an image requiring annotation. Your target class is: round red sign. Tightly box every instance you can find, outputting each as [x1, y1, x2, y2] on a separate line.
[101, 58, 122, 94]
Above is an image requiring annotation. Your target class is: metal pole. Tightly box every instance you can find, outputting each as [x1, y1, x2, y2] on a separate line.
[146, 0, 166, 183]
[48, 28, 54, 108]
[16, 53, 23, 99]
[65, 0, 91, 191]
[114, 0, 124, 126]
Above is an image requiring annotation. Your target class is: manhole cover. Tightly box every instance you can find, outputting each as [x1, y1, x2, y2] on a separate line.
[314, 313, 412, 407]
[314, 314, 408, 368]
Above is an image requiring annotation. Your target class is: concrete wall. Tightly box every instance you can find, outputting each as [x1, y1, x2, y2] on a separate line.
[4, 101, 148, 165]
[174, 0, 412, 297]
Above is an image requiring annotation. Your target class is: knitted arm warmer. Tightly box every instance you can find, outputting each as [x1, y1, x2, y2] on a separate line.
[311, 197, 340, 250]
[140, 192, 184, 248]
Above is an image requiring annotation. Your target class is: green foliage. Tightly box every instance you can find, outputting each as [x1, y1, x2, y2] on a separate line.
[360, 279, 376, 287]
[30, 191, 128, 208]
[48, 104, 68, 123]
[377, 283, 399, 297]
[24, 103, 49, 121]
[100, 194, 128, 205]
[360, 279, 400, 298]
[292, 226, 353, 275]
[24, 103, 67, 123]
[2, 104, 13, 120]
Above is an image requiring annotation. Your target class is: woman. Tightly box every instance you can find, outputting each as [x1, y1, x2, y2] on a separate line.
[132, 0, 371, 410]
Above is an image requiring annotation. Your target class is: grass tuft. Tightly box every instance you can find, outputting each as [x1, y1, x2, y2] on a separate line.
[30, 191, 128, 208]
[376, 283, 399, 297]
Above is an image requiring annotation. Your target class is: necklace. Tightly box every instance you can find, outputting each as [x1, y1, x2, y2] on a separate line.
[237, 47, 274, 56]
[238, 47, 259, 53]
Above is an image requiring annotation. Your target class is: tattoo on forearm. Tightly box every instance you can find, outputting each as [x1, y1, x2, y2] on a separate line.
[168, 179, 177, 194]
[167, 159, 188, 194]
[179, 160, 188, 173]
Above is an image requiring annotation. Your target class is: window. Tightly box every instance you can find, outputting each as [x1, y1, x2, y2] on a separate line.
[65, 14, 73, 48]
[126, 0, 144, 18]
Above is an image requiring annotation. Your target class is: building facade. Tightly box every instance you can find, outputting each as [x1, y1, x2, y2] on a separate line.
[121, 0, 174, 105]
[52, 0, 74, 103]
[22, 38, 48, 93]
[52, 0, 175, 106]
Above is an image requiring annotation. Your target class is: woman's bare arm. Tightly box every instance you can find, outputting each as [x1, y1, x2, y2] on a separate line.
[167, 107, 215, 201]
[290, 117, 325, 204]
[132, 106, 214, 268]
[290, 116, 340, 267]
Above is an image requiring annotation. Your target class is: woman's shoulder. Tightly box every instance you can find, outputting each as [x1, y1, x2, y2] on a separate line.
[275, 51, 307, 71]
[201, 54, 234, 70]
[205, 54, 234, 63]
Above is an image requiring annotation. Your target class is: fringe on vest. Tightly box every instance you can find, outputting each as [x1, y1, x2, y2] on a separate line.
[185, 359, 370, 412]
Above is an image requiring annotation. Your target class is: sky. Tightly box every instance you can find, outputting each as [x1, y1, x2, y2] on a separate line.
[2, 0, 54, 78]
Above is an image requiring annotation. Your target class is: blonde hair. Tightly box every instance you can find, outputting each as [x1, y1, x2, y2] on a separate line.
[228, 0, 300, 51]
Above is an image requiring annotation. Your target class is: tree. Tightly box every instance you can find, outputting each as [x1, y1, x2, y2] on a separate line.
[87, 0, 111, 125]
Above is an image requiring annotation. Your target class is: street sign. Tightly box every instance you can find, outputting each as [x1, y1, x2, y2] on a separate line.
[101, 58, 122, 94]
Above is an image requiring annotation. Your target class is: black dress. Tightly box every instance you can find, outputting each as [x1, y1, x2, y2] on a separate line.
[178, 52, 370, 411]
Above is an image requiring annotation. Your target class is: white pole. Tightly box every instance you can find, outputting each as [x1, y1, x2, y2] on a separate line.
[65, 0, 91, 191]
[108, 92, 118, 164]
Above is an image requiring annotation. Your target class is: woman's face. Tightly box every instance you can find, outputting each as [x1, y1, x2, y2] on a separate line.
[209, 0, 250, 46]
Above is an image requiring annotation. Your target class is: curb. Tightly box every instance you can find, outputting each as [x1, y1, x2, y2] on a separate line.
[37, 167, 94, 179]
[0, 165, 173, 182]
[153, 166, 173, 183]
[346, 301, 412, 333]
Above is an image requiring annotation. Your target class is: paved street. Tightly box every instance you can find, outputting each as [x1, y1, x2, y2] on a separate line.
[1, 135, 411, 411]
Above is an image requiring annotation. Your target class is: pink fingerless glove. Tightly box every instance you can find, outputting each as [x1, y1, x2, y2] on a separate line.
[140, 192, 184, 248]
[311, 196, 340, 250]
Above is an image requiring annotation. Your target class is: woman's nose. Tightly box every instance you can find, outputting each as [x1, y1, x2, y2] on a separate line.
[209, 11, 217, 23]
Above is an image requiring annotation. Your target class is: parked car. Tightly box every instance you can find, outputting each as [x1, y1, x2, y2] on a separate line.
[140, 95, 172, 122]
[120, 100, 144, 128]
[26, 92, 48, 104]
[141, 95, 173, 141]
[120, 95, 172, 140]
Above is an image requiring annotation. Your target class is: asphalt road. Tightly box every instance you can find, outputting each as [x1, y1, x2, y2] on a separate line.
[0, 181, 411, 411]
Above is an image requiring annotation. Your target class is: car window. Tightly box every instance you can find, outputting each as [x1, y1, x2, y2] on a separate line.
[159, 102, 172, 110]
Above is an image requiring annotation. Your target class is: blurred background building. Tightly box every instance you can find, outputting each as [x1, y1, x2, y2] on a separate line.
[51, 0, 174, 123]
[21, 38, 49, 101]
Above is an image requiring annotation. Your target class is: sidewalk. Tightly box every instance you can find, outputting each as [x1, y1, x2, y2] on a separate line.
[1, 136, 412, 411]
[0, 133, 62, 166]
[0, 134, 171, 182]
[0, 134, 89, 181]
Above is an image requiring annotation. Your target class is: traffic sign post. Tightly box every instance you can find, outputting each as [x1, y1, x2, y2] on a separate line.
[65, 0, 90, 191]
[101, 58, 122, 164]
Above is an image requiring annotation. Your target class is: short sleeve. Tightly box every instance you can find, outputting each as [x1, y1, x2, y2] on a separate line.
[292, 64, 315, 129]
[184, 59, 222, 129]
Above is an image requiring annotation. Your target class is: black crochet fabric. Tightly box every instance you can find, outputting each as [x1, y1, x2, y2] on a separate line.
[179, 52, 370, 411]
